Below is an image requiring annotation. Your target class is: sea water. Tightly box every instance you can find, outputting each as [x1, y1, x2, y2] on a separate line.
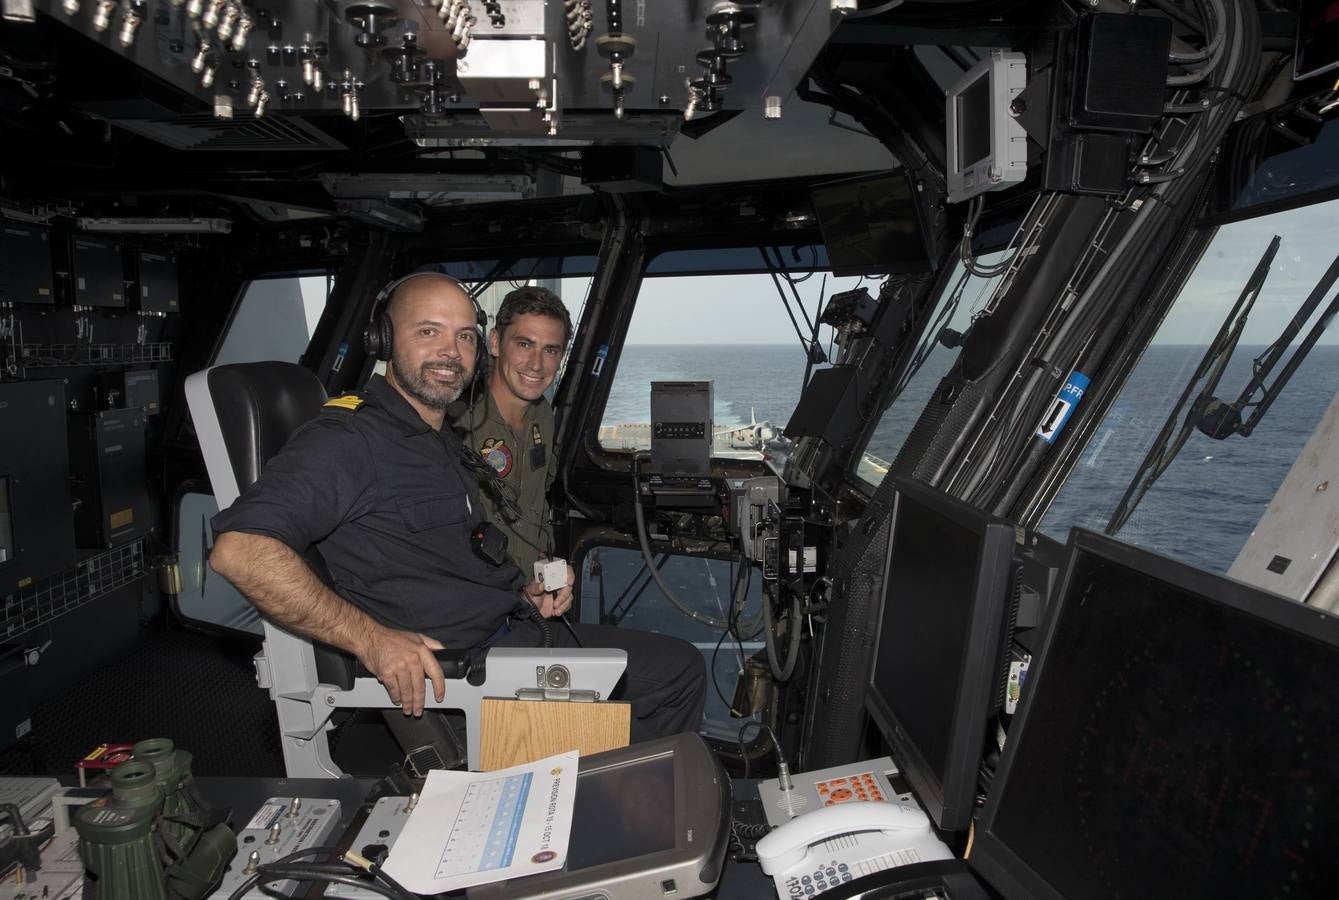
[601, 343, 1339, 575]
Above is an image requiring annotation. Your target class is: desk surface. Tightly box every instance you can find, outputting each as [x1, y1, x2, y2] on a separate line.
[714, 857, 773, 898]
[195, 775, 382, 835]
[195, 775, 775, 899]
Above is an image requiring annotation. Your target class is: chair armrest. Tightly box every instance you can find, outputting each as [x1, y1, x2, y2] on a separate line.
[433, 648, 479, 681]
[317, 644, 482, 690]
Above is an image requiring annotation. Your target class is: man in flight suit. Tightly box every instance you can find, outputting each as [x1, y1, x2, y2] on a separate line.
[455, 286, 570, 578]
[209, 273, 705, 750]
[457, 285, 712, 738]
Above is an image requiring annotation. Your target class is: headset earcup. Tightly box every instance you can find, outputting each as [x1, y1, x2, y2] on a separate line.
[464, 300, 487, 389]
[376, 312, 393, 361]
[362, 312, 392, 361]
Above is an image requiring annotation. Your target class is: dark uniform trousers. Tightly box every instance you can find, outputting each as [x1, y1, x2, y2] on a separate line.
[493, 618, 708, 743]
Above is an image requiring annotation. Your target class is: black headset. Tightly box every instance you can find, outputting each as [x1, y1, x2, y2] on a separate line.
[363, 271, 488, 362]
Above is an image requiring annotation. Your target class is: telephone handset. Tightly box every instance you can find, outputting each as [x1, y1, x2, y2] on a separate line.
[755, 801, 952, 897]
[756, 802, 932, 875]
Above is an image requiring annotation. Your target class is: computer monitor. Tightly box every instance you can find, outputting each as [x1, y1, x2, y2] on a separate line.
[945, 50, 1028, 204]
[972, 529, 1339, 898]
[864, 477, 1017, 831]
[809, 169, 935, 277]
[1295, 0, 1339, 80]
[468, 732, 731, 900]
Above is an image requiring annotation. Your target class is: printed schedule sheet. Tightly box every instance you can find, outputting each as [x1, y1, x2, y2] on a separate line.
[383, 750, 579, 895]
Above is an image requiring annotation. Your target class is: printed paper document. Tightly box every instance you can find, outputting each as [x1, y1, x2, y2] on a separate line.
[383, 750, 579, 895]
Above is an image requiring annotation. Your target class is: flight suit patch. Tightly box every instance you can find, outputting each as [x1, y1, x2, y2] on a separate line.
[480, 437, 513, 478]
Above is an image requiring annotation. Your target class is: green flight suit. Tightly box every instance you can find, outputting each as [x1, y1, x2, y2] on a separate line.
[454, 391, 556, 578]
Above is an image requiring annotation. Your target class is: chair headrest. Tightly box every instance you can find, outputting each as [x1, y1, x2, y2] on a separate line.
[206, 362, 327, 492]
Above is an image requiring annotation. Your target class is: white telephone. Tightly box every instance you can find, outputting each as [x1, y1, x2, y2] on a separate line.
[755, 801, 953, 897]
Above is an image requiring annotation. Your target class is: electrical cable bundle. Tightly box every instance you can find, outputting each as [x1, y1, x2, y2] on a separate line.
[225, 846, 415, 900]
[958, 195, 1022, 281]
[948, 0, 1261, 513]
[709, 555, 763, 714]
[630, 455, 763, 633]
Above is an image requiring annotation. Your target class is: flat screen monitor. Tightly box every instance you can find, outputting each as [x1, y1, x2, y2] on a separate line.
[809, 169, 934, 277]
[468, 732, 731, 900]
[864, 476, 1017, 832]
[945, 50, 1028, 204]
[972, 530, 1339, 899]
[1295, 0, 1339, 80]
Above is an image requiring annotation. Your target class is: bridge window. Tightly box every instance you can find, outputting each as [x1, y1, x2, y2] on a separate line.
[214, 275, 331, 366]
[1040, 197, 1339, 575]
[599, 266, 858, 458]
[854, 255, 1009, 486]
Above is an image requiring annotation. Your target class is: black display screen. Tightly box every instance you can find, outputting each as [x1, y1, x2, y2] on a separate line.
[956, 73, 992, 172]
[565, 755, 675, 871]
[982, 538, 1339, 897]
[809, 170, 933, 277]
[872, 501, 980, 780]
[865, 479, 1014, 831]
[1296, 0, 1339, 79]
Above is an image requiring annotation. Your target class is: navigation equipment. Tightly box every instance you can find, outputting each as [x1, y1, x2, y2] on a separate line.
[972, 529, 1339, 898]
[864, 477, 1017, 832]
[945, 50, 1028, 203]
[809, 169, 935, 277]
[468, 732, 731, 900]
[650, 380, 712, 476]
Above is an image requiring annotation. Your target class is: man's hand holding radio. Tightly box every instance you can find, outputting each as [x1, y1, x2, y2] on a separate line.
[524, 557, 576, 618]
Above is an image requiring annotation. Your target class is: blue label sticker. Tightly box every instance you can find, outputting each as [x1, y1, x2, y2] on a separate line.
[1035, 371, 1090, 444]
[332, 341, 349, 373]
[592, 343, 609, 377]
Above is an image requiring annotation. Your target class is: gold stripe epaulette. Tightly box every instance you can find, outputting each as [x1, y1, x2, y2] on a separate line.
[323, 393, 366, 411]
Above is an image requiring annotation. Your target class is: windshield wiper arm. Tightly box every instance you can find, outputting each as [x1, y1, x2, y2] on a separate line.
[1194, 247, 1339, 438]
[1105, 234, 1282, 535]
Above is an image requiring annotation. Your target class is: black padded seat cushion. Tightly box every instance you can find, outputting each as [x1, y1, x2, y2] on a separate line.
[207, 362, 328, 491]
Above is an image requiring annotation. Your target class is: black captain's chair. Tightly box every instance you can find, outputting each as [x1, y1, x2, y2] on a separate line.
[185, 361, 627, 777]
[189, 362, 361, 688]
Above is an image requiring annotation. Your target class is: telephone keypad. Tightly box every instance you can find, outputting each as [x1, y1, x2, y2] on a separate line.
[783, 860, 853, 896]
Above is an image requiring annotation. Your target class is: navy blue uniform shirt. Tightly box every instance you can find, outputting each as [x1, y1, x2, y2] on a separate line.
[211, 373, 526, 649]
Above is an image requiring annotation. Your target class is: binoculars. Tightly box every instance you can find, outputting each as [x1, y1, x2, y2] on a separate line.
[74, 738, 235, 900]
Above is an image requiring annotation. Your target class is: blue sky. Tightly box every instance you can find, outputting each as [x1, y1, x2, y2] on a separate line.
[548, 195, 1339, 348]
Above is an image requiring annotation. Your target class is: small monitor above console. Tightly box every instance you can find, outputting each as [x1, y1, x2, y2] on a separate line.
[945, 51, 1029, 204]
[809, 169, 936, 277]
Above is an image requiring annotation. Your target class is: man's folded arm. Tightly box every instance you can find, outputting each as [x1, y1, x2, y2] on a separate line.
[209, 530, 446, 716]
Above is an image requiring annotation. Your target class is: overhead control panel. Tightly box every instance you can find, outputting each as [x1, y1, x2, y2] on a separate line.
[22, 0, 843, 146]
